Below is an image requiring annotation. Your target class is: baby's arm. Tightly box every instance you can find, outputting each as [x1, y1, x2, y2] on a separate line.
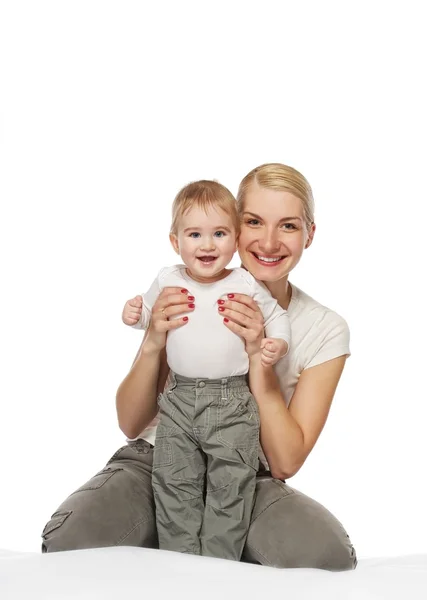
[121, 272, 163, 330]
[251, 279, 291, 366]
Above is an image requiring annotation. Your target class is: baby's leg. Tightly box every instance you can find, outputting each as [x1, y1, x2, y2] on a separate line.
[152, 390, 205, 555]
[200, 385, 260, 560]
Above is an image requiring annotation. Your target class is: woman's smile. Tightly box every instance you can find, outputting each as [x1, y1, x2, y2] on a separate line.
[251, 252, 287, 266]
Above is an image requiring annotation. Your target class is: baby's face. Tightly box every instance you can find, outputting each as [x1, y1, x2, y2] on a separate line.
[170, 205, 238, 283]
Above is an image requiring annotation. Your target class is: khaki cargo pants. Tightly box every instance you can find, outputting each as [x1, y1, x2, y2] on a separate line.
[152, 373, 259, 560]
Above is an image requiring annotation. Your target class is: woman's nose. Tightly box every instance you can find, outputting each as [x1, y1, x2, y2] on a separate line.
[258, 232, 280, 253]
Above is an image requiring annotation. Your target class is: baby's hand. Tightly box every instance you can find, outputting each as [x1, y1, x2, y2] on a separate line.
[122, 295, 143, 326]
[260, 338, 288, 367]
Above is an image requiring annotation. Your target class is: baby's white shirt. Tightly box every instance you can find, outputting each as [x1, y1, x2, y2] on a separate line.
[135, 265, 291, 379]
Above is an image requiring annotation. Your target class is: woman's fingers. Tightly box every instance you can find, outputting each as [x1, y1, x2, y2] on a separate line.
[222, 316, 248, 340]
[160, 316, 189, 332]
[157, 295, 193, 314]
[219, 307, 264, 334]
[160, 303, 195, 320]
[222, 315, 262, 343]
[151, 287, 194, 331]
[218, 297, 264, 324]
[219, 307, 251, 328]
[224, 294, 264, 318]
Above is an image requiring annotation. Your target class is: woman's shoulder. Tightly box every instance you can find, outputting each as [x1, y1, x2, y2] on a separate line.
[288, 284, 350, 370]
[290, 283, 349, 330]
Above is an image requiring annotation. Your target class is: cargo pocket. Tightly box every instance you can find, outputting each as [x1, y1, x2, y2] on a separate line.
[152, 439, 173, 469]
[156, 393, 178, 437]
[42, 510, 72, 539]
[216, 391, 260, 454]
[70, 466, 123, 495]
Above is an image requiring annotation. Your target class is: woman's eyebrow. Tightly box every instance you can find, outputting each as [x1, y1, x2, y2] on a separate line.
[243, 211, 302, 223]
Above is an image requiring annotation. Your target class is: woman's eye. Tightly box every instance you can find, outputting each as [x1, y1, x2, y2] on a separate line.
[282, 223, 297, 230]
[246, 219, 260, 226]
[189, 232, 201, 238]
[214, 231, 226, 238]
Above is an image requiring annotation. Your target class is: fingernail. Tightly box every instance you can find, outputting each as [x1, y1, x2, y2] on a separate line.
[188, 296, 195, 301]
[218, 307, 225, 312]
[217, 299, 225, 304]
[183, 316, 189, 322]
[227, 293, 234, 298]
[224, 318, 229, 323]
[188, 303, 195, 309]
[181, 289, 188, 294]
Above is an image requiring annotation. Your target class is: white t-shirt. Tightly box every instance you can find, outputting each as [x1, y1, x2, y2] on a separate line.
[136, 282, 350, 446]
[135, 265, 291, 379]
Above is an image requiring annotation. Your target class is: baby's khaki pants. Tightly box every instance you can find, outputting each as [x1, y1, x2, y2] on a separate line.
[152, 372, 259, 560]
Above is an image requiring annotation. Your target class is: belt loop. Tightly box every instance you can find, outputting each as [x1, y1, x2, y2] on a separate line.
[221, 377, 228, 401]
[169, 371, 177, 392]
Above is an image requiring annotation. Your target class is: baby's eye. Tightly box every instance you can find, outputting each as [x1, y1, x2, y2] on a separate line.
[214, 231, 226, 238]
[189, 232, 201, 238]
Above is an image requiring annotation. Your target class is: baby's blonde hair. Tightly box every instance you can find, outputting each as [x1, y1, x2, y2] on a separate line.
[237, 163, 315, 230]
[170, 180, 240, 235]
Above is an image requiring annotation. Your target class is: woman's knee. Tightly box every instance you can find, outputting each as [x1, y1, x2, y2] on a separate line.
[244, 479, 357, 571]
[42, 445, 157, 552]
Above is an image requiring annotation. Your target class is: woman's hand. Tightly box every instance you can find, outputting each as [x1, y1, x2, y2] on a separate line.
[217, 293, 264, 357]
[144, 287, 194, 353]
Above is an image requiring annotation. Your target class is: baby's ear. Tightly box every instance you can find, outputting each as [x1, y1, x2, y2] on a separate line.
[169, 233, 180, 254]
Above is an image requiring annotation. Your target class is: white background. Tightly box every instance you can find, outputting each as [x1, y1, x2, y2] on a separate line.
[0, 1, 426, 558]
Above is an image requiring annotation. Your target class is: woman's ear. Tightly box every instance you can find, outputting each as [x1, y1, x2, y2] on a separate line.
[169, 233, 180, 254]
[305, 223, 316, 249]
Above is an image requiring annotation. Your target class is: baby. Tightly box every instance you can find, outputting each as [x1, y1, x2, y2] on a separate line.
[121, 180, 290, 560]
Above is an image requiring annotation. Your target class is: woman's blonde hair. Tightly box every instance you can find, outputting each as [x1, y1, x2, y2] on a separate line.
[171, 180, 240, 235]
[237, 163, 315, 230]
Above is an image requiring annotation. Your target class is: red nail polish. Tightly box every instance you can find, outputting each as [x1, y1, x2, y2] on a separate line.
[224, 318, 229, 323]
[188, 303, 195, 309]
[188, 296, 195, 301]
[183, 316, 189, 322]
[181, 289, 188, 294]
[218, 307, 225, 312]
[217, 299, 225, 304]
[227, 293, 234, 298]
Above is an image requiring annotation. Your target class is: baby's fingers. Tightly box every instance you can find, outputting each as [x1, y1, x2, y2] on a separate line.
[262, 347, 277, 359]
[129, 295, 143, 308]
[123, 316, 140, 326]
[261, 355, 275, 367]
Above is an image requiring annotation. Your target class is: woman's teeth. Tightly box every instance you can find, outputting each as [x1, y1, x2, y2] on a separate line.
[254, 254, 282, 263]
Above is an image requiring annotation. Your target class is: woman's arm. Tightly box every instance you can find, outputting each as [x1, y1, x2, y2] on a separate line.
[220, 293, 347, 479]
[116, 340, 168, 439]
[248, 353, 346, 479]
[116, 287, 192, 439]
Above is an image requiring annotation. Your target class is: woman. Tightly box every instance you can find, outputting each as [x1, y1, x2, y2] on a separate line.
[41, 163, 357, 570]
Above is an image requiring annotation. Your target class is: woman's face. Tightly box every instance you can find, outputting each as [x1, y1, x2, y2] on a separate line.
[238, 183, 315, 283]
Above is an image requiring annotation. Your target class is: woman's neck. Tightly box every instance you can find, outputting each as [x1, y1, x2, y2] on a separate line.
[264, 277, 292, 310]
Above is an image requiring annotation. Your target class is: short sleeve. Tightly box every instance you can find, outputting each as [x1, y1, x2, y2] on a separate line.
[133, 268, 167, 329]
[251, 278, 291, 344]
[304, 314, 351, 370]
